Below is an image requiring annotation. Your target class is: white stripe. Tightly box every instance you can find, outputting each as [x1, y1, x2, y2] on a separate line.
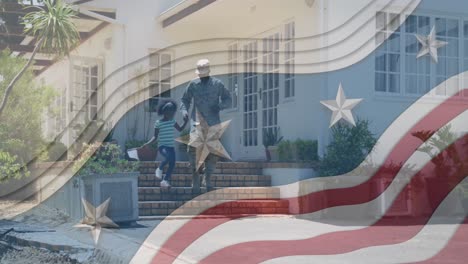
[264, 179, 468, 264]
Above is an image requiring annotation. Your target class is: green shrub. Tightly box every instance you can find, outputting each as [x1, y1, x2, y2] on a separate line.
[278, 140, 295, 162]
[0, 151, 29, 182]
[319, 119, 377, 176]
[73, 142, 139, 176]
[125, 139, 157, 150]
[278, 139, 318, 162]
[263, 129, 283, 148]
[296, 139, 318, 162]
[46, 141, 68, 161]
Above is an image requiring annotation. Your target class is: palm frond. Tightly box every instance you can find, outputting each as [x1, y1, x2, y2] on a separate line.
[22, 0, 80, 57]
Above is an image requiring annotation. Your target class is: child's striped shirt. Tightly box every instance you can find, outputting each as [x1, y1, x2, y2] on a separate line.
[155, 119, 176, 147]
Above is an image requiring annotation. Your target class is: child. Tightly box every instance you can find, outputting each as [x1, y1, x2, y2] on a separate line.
[142, 100, 188, 188]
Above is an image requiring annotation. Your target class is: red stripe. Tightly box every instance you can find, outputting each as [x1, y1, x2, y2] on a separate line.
[151, 91, 468, 264]
[410, 218, 468, 264]
[200, 135, 468, 264]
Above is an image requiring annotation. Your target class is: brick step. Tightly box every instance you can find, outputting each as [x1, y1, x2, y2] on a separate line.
[138, 187, 280, 202]
[139, 199, 289, 216]
[139, 174, 271, 187]
[138, 162, 263, 175]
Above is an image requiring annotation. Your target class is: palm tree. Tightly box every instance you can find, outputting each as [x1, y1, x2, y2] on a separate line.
[0, 0, 80, 116]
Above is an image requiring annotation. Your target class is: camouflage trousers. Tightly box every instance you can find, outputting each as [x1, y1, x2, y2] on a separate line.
[188, 146, 218, 192]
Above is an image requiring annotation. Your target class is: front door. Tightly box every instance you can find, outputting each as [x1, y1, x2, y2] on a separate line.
[69, 57, 103, 145]
[240, 32, 281, 160]
[240, 41, 262, 159]
[261, 33, 280, 138]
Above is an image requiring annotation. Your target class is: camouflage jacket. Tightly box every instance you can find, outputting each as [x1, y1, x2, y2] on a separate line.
[180, 76, 232, 127]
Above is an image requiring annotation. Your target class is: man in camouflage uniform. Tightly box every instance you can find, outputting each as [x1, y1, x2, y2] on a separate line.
[180, 59, 232, 191]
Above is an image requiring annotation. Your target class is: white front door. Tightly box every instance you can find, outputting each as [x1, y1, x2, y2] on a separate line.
[240, 41, 263, 160]
[261, 33, 281, 137]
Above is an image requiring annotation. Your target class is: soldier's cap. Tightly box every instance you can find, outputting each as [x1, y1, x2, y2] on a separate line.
[195, 59, 210, 77]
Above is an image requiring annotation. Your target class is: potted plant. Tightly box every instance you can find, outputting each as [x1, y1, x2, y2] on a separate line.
[125, 139, 158, 161]
[412, 125, 465, 214]
[73, 142, 140, 223]
[263, 129, 283, 162]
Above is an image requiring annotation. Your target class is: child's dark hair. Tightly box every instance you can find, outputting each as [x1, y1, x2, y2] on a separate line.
[157, 99, 178, 116]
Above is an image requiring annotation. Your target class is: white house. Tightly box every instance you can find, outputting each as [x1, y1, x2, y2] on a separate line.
[35, 0, 468, 161]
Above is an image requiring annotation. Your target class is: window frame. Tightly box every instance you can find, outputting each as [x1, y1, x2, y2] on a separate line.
[147, 50, 173, 112]
[374, 11, 467, 99]
[226, 41, 240, 111]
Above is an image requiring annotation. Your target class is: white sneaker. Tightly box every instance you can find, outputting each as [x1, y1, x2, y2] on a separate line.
[160, 180, 171, 188]
[155, 168, 162, 180]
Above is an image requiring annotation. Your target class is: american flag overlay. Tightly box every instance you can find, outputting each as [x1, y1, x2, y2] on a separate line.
[0, 0, 467, 263]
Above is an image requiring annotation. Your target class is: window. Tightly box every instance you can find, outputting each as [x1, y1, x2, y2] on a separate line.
[227, 43, 239, 109]
[284, 21, 295, 98]
[243, 41, 259, 147]
[375, 12, 466, 98]
[148, 52, 172, 112]
[375, 12, 401, 94]
[404, 15, 431, 95]
[434, 17, 460, 96]
[72, 63, 100, 121]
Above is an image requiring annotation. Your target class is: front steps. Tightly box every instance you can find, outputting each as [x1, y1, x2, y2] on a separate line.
[138, 162, 289, 218]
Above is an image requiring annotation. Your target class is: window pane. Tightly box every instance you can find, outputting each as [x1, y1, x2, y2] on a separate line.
[149, 53, 159, 67]
[388, 53, 401, 72]
[161, 54, 171, 67]
[376, 12, 386, 31]
[436, 57, 447, 75]
[375, 73, 386, 92]
[417, 56, 430, 74]
[389, 13, 400, 32]
[465, 40, 468, 58]
[406, 55, 417, 73]
[389, 74, 400, 93]
[405, 75, 418, 94]
[418, 76, 430, 94]
[446, 19, 459, 37]
[418, 16, 430, 35]
[406, 15, 417, 33]
[464, 21, 468, 38]
[405, 35, 419, 54]
[446, 40, 458, 57]
[376, 53, 386, 71]
[376, 31, 386, 46]
[436, 18, 447, 36]
[388, 33, 400, 52]
[447, 58, 459, 76]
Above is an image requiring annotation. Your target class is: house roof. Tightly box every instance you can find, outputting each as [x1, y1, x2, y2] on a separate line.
[159, 0, 217, 28]
[0, 0, 114, 75]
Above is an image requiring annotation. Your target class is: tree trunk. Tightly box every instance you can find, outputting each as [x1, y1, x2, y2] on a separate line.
[0, 37, 44, 117]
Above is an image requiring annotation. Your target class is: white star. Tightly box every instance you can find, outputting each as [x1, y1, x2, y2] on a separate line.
[75, 198, 118, 245]
[320, 83, 363, 127]
[415, 26, 448, 63]
[176, 112, 231, 171]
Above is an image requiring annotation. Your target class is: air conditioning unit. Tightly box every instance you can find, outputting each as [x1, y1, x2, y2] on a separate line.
[80, 172, 139, 223]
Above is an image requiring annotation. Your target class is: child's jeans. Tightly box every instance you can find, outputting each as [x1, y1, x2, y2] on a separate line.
[158, 146, 175, 181]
